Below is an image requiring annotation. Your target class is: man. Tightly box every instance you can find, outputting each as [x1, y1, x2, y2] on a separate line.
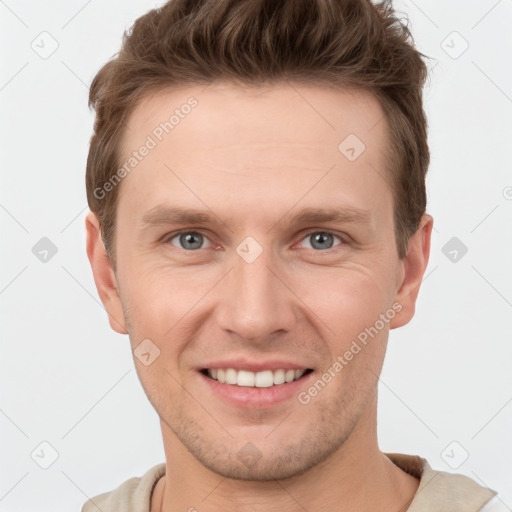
[83, 0, 499, 510]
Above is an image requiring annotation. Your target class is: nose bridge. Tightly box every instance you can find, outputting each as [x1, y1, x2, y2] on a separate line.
[217, 238, 296, 341]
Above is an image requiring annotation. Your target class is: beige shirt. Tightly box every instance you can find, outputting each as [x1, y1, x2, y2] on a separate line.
[81, 452, 498, 512]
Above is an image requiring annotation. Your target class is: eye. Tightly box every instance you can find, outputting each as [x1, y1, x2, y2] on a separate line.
[167, 231, 213, 251]
[164, 229, 345, 252]
[298, 231, 344, 251]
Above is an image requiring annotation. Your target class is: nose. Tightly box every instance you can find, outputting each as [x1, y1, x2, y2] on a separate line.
[215, 244, 297, 343]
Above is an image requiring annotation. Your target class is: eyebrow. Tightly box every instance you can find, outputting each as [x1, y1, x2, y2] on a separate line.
[139, 205, 373, 230]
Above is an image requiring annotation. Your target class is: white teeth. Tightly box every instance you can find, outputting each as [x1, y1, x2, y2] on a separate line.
[237, 370, 255, 387]
[225, 368, 237, 385]
[273, 369, 285, 385]
[285, 369, 295, 383]
[255, 370, 273, 388]
[206, 368, 310, 387]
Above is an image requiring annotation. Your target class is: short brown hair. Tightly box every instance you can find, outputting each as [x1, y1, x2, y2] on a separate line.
[86, 0, 430, 267]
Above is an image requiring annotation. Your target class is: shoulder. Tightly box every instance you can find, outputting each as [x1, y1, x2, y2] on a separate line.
[384, 452, 498, 512]
[81, 463, 166, 512]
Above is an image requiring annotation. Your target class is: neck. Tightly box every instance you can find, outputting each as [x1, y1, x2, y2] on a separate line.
[153, 394, 419, 512]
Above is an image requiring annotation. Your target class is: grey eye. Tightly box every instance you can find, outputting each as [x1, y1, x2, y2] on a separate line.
[299, 232, 342, 251]
[170, 231, 211, 250]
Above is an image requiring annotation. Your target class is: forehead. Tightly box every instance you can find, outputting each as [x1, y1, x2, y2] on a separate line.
[122, 81, 387, 152]
[117, 81, 392, 224]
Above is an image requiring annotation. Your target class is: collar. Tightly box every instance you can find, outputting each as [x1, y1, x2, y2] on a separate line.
[384, 452, 498, 511]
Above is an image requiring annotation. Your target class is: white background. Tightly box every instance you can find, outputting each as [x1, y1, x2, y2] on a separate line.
[1, 0, 511, 510]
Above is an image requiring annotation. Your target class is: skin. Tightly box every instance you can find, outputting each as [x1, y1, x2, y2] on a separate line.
[86, 81, 433, 511]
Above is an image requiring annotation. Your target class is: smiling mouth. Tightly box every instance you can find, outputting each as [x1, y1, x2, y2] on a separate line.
[200, 368, 314, 388]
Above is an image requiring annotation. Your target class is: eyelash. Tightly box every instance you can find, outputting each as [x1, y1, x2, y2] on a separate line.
[163, 229, 347, 252]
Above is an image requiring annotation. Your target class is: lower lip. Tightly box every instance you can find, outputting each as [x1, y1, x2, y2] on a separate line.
[199, 371, 314, 409]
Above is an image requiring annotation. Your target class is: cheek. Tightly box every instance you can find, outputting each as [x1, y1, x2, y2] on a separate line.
[295, 266, 394, 375]
[297, 265, 393, 326]
[118, 263, 217, 378]
[120, 261, 202, 323]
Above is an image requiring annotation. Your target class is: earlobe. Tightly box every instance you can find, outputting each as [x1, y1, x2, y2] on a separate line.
[85, 211, 128, 335]
[389, 214, 433, 329]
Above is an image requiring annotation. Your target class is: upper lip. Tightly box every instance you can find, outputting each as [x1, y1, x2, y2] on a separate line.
[198, 358, 312, 373]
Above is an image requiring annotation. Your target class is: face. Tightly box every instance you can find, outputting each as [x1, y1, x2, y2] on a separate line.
[87, 81, 432, 481]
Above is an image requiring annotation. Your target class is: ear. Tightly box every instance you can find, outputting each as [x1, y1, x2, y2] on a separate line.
[85, 211, 128, 335]
[390, 213, 433, 329]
